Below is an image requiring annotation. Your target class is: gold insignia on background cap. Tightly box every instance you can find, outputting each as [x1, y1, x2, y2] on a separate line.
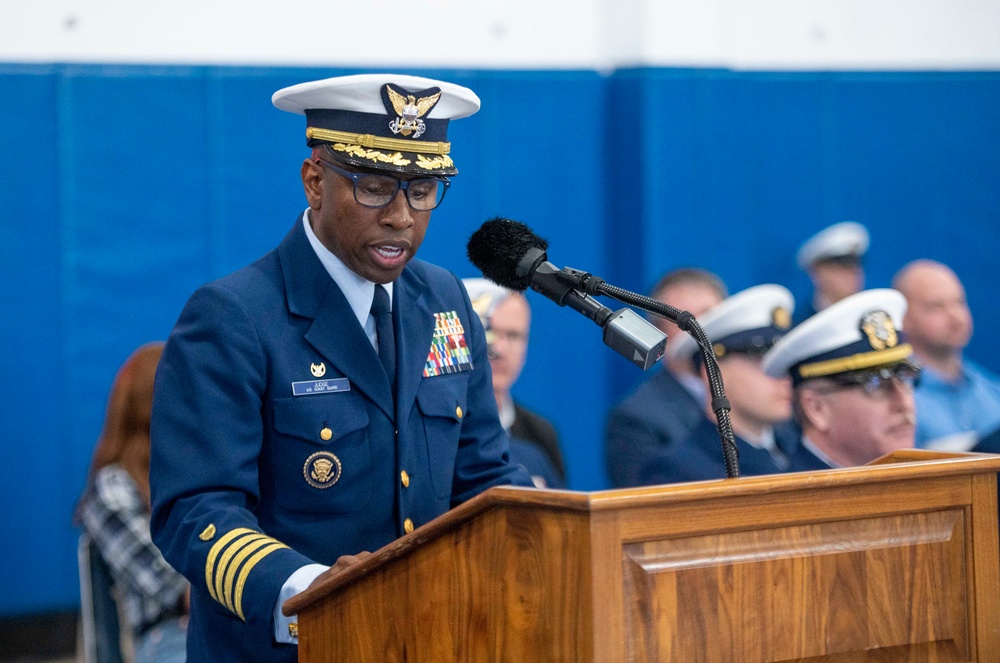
[199, 524, 216, 541]
[310, 362, 326, 377]
[860, 310, 898, 350]
[470, 292, 494, 320]
[772, 306, 792, 330]
[385, 84, 442, 138]
[304, 451, 342, 489]
[714, 343, 727, 358]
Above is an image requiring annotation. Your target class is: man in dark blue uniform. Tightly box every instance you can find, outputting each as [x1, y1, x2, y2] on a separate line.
[793, 221, 869, 325]
[626, 284, 801, 485]
[763, 289, 918, 470]
[149, 74, 532, 663]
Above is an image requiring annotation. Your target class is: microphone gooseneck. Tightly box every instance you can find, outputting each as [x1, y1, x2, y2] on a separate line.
[591, 282, 740, 480]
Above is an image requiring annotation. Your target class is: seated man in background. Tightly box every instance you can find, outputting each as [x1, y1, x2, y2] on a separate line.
[76, 342, 188, 663]
[463, 278, 566, 488]
[604, 268, 727, 487]
[762, 289, 918, 469]
[637, 284, 800, 484]
[892, 259, 1000, 450]
[794, 221, 869, 324]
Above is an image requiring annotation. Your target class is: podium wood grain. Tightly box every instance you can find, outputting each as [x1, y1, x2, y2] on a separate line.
[286, 451, 1000, 662]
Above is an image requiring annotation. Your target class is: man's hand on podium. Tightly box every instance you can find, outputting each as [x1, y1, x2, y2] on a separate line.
[309, 552, 372, 587]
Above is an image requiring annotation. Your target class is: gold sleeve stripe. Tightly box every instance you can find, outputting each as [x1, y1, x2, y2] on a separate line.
[214, 534, 270, 608]
[306, 127, 451, 155]
[798, 344, 913, 379]
[234, 542, 289, 621]
[221, 537, 277, 613]
[205, 528, 256, 603]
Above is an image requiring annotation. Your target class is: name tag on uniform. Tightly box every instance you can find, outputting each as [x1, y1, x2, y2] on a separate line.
[292, 378, 350, 396]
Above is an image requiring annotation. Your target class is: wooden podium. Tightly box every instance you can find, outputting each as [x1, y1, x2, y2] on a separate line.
[285, 450, 1000, 662]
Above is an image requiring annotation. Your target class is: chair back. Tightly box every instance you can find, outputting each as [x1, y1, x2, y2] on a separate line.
[78, 534, 127, 663]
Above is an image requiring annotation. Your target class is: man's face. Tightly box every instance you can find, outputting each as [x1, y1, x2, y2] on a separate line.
[487, 295, 530, 397]
[810, 259, 864, 305]
[799, 374, 916, 465]
[902, 266, 972, 357]
[302, 157, 431, 284]
[719, 355, 792, 430]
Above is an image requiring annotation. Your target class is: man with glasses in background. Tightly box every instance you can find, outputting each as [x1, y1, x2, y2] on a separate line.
[150, 74, 531, 663]
[762, 289, 919, 469]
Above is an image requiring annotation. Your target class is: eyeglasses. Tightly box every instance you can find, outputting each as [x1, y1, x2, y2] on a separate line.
[315, 157, 450, 211]
[824, 364, 922, 398]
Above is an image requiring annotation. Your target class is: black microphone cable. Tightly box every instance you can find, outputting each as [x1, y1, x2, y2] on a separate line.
[583, 279, 740, 479]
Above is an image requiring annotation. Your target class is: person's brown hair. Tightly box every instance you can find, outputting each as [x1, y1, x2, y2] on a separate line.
[83, 342, 164, 508]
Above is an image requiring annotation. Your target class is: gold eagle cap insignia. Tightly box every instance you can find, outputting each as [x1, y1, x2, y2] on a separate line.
[385, 85, 441, 119]
[384, 84, 442, 138]
[470, 292, 494, 319]
[771, 306, 792, 330]
[860, 309, 898, 351]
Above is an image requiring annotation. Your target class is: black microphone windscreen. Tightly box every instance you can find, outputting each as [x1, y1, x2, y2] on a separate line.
[467, 217, 549, 292]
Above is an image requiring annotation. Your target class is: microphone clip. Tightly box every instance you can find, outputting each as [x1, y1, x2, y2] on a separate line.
[555, 266, 605, 296]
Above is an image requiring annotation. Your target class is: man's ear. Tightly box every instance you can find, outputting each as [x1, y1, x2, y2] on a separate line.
[302, 159, 323, 210]
[798, 387, 831, 434]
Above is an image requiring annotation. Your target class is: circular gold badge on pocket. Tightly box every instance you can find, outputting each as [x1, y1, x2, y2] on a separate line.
[304, 451, 342, 489]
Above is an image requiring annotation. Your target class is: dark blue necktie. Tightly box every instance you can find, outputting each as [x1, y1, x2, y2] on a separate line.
[371, 285, 396, 389]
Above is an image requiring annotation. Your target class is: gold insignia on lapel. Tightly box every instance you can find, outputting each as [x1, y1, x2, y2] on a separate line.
[199, 524, 217, 541]
[310, 362, 326, 377]
[304, 451, 342, 489]
[772, 306, 792, 330]
[385, 84, 441, 138]
[860, 310, 898, 350]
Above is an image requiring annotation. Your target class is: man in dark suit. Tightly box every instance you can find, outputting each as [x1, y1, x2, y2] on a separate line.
[150, 74, 532, 663]
[604, 268, 726, 487]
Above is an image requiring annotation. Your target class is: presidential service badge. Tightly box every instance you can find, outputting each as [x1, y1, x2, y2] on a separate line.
[304, 451, 342, 489]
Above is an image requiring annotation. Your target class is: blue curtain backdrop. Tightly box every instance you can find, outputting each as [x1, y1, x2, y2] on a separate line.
[2, 63, 998, 615]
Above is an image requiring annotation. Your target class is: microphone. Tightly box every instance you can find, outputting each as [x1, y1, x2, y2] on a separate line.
[467, 217, 667, 370]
